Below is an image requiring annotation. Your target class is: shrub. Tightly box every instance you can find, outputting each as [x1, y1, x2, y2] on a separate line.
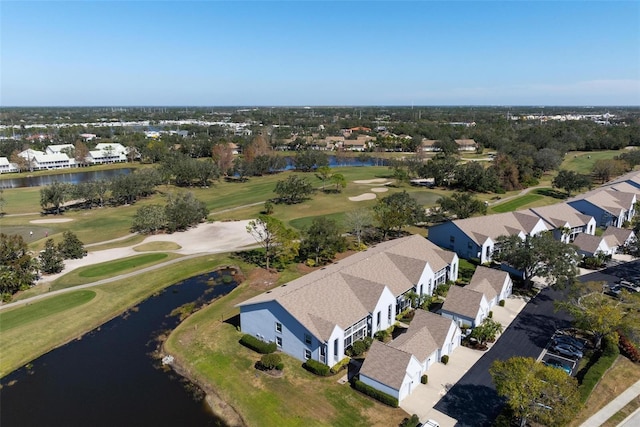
[499, 299, 505, 307]
[374, 330, 389, 342]
[363, 336, 373, 349]
[330, 357, 351, 374]
[351, 340, 367, 356]
[276, 363, 284, 371]
[488, 311, 493, 319]
[618, 333, 640, 363]
[400, 414, 421, 427]
[303, 359, 330, 376]
[259, 353, 282, 370]
[421, 374, 428, 384]
[441, 355, 449, 365]
[239, 334, 277, 354]
[353, 379, 398, 407]
[579, 336, 620, 402]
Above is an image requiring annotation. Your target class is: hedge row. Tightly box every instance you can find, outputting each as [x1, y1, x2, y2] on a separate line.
[579, 336, 620, 403]
[239, 334, 277, 354]
[303, 359, 330, 376]
[330, 357, 350, 374]
[353, 379, 399, 407]
[619, 333, 640, 363]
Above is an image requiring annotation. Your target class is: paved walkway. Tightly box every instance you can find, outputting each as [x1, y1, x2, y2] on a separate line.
[579, 380, 640, 427]
[400, 296, 529, 426]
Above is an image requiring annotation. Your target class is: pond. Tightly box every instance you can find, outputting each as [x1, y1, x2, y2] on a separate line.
[0, 168, 134, 189]
[0, 270, 236, 427]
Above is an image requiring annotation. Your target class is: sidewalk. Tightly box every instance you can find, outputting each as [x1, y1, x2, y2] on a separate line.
[399, 296, 528, 426]
[579, 380, 640, 427]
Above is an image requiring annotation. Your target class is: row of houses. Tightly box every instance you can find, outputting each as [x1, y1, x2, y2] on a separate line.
[428, 170, 640, 264]
[0, 143, 129, 173]
[237, 170, 640, 403]
[237, 233, 515, 402]
[359, 265, 513, 402]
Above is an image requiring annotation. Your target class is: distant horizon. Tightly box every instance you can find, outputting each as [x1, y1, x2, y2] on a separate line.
[2, 1, 639, 106]
[2, 104, 639, 109]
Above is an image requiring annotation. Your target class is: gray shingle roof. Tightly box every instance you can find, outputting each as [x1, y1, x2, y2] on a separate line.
[451, 211, 546, 245]
[360, 340, 414, 391]
[602, 227, 635, 247]
[467, 266, 509, 301]
[408, 309, 456, 350]
[237, 234, 454, 341]
[441, 285, 485, 319]
[529, 203, 594, 229]
[572, 233, 607, 254]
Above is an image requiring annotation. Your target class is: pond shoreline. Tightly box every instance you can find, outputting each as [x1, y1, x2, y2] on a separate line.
[164, 347, 247, 427]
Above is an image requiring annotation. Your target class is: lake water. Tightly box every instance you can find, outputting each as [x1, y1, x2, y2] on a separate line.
[0, 168, 134, 189]
[0, 270, 236, 427]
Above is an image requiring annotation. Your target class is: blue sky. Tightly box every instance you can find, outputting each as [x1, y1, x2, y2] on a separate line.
[2, 1, 639, 106]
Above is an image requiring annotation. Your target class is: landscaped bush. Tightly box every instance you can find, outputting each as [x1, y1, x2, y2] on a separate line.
[276, 363, 284, 371]
[579, 336, 620, 402]
[239, 334, 277, 354]
[303, 358, 330, 376]
[258, 353, 282, 370]
[421, 374, 428, 384]
[488, 311, 493, 319]
[330, 357, 350, 374]
[400, 414, 421, 427]
[441, 355, 449, 365]
[351, 340, 367, 356]
[353, 379, 398, 407]
[618, 333, 640, 363]
[499, 299, 505, 307]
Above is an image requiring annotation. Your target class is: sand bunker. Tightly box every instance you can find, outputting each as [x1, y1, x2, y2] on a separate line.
[353, 178, 390, 184]
[349, 193, 377, 201]
[371, 187, 389, 193]
[30, 218, 74, 224]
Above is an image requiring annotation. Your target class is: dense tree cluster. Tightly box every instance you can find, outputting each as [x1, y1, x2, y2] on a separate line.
[132, 191, 208, 234]
[39, 169, 163, 214]
[0, 233, 38, 300]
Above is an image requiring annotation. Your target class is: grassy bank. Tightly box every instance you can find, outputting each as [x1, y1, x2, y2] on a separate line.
[164, 268, 407, 427]
[0, 254, 240, 378]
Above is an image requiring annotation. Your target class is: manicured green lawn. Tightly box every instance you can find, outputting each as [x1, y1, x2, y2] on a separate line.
[165, 267, 407, 427]
[78, 253, 169, 277]
[491, 194, 544, 213]
[560, 150, 623, 174]
[51, 253, 180, 290]
[0, 290, 96, 333]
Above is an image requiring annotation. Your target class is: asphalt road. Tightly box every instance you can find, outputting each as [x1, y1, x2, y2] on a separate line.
[433, 286, 574, 426]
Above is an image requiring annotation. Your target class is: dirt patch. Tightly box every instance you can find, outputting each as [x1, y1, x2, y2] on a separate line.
[246, 268, 279, 291]
[353, 178, 389, 184]
[349, 193, 376, 201]
[30, 218, 74, 224]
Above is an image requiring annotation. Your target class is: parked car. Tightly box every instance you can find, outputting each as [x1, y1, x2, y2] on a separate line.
[605, 285, 622, 298]
[544, 359, 572, 374]
[551, 343, 583, 359]
[553, 335, 586, 351]
[618, 281, 640, 293]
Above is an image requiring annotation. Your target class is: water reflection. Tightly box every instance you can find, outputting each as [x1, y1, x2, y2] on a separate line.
[0, 270, 235, 427]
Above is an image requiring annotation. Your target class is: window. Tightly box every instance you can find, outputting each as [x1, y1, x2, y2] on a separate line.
[468, 242, 473, 249]
[276, 336, 282, 347]
[388, 305, 392, 323]
[334, 339, 339, 357]
[376, 311, 381, 328]
[304, 334, 312, 345]
[450, 235, 455, 243]
[275, 322, 282, 333]
[304, 349, 312, 360]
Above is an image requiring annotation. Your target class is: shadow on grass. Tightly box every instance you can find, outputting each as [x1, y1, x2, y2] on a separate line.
[534, 188, 568, 199]
[223, 313, 240, 328]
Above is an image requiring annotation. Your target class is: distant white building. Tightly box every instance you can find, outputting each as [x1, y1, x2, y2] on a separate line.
[18, 149, 76, 170]
[0, 157, 19, 174]
[87, 143, 127, 164]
